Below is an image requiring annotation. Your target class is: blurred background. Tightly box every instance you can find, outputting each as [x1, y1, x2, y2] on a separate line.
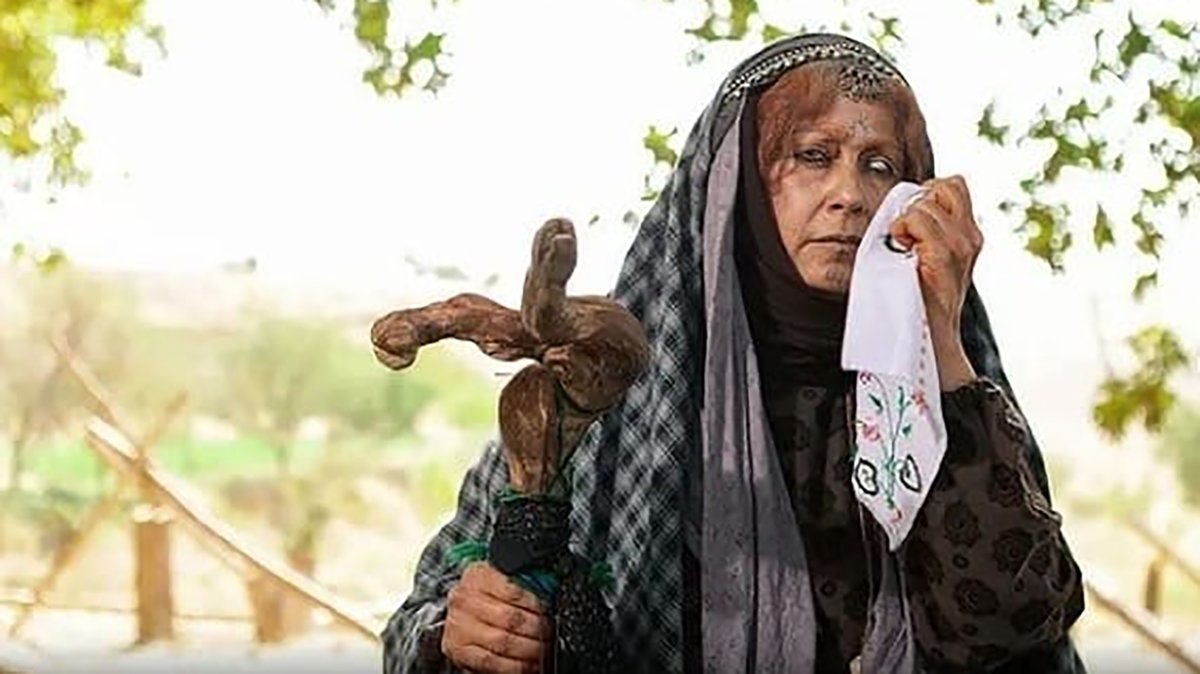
[0, 0, 1198, 672]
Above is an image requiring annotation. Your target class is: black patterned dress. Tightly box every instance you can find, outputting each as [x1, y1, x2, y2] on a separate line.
[764, 375, 1085, 673]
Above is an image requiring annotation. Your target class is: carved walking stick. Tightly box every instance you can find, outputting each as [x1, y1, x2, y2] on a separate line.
[371, 218, 649, 673]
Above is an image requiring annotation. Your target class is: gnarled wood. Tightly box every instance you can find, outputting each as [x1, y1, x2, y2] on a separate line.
[371, 218, 649, 493]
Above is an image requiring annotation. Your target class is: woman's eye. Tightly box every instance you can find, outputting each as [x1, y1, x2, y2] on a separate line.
[795, 148, 829, 165]
[867, 157, 897, 176]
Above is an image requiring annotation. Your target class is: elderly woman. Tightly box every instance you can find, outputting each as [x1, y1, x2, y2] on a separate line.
[381, 33, 1085, 673]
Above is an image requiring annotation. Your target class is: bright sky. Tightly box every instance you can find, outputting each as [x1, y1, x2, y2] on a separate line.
[3, 0, 1199, 471]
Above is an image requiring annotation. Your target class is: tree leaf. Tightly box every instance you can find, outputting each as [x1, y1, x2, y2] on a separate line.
[1158, 19, 1193, 41]
[1133, 271, 1158, 300]
[1021, 201, 1072, 271]
[0, 0, 157, 188]
[643, 126, 679, 167]
[1093, 325, 1190, 440]
[1093, 206, 1114, 249]
[762, 24, 790, 42]
[977, 102, 1010, 145]
[37, 249, 68, 275]
[1132, 211, 1163, 259]
[1117, 14, 1152, 68]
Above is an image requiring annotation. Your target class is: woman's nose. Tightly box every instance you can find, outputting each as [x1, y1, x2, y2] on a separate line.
[827, 164, 867, 216]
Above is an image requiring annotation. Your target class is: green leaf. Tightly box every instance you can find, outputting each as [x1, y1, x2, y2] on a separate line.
[977, 102, 1010, 145]
[686, 0, 759, 42]
[867, 13, 902, 56]
[1149, 83, 1200, 147]
[643, 125, 679, 168]
[1117, 14, 1152, 68]
[37, 248, 68, 275]
[1021, 201, 1072, 271]
[1142, 185, 1171, 207]
[728, 0, 758, 40]
[354, 0, 390, 46]
[1158, 19, 1193, 40]
[49, 120, 89, 186]
[762, 24, 790, 42]
[1064, 98, 1102, 124]
[1093, 206, 1114, 249]
[1132, 212, 1163, 259]
[0, 0, 158, 188]
[1093, 326, 1190, 439]
[901, 424, 912, 438]
[1133, 272, 1158, 300]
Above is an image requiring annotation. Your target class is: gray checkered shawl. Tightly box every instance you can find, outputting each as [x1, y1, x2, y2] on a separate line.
[381, 33, 1055, 673]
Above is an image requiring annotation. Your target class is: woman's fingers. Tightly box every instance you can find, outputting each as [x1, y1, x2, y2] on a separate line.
[443, 563, 550, 672]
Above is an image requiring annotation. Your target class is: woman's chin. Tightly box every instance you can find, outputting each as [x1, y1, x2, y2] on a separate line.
[799, 264, 853, 296]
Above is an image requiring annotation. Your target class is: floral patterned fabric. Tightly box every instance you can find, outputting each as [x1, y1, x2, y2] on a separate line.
[765, 376, 1085, 673]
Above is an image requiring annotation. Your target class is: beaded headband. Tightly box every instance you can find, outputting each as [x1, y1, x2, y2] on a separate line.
[720, 35, 904, 104]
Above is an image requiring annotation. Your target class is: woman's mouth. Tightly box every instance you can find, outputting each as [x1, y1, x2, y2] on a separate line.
[810, 235, 862, 247]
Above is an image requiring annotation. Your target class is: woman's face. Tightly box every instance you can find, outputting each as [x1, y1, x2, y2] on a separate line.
[763, 96, 903, 294]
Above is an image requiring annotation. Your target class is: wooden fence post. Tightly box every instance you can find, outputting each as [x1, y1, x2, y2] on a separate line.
[1143, 553, 1166, 617]
[132, 503, 175, 643]
[46, 336, 188, 646]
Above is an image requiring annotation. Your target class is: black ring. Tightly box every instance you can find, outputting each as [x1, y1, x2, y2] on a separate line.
[884, 234, 912, 255]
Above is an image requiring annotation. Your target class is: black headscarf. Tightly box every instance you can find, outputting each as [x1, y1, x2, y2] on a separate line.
[733, 88, 850, 389]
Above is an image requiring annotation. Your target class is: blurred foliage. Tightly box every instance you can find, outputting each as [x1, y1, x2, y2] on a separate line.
[0, 0, 163, 187]
[1158, 404, 1200, 508]
[1093, 326, 1191, 440]
[640, 125, 679, 202]
[980, 3, 1197, 440]
[0, 267, 499, 557]
[0, 266, 173, 491]
[202, 312, 425, 474]
[311, 0, 450, 96]
[1067, 476, 1156, 522]
[991, 12, 1198, 283]
[194, 302, 498, 552]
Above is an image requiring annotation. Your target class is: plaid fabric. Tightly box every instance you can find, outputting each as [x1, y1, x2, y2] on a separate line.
[380, 33, 1059, 674]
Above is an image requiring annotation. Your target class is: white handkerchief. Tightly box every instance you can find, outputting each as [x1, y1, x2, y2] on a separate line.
[841, 181, 948, 551]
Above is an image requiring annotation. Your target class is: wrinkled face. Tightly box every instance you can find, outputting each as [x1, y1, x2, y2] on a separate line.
[763, 96, 903, 294]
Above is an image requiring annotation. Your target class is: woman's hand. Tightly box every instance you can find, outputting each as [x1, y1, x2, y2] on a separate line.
[442, 562, 551, 674]
[889, 175, 982, 390]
